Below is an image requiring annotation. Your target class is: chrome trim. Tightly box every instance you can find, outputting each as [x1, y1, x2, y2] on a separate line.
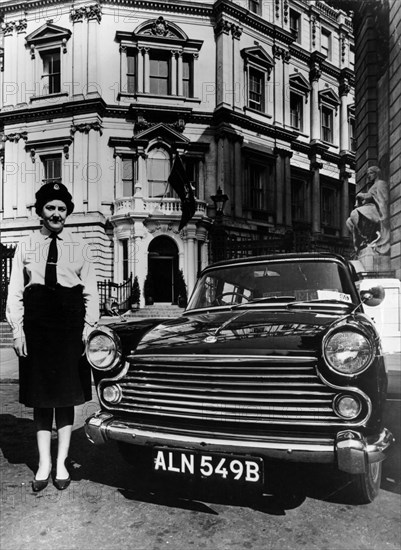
[84, 414, 393, 472]
[130, 353, 318, 363]
[86, 326, 123, 371]
[98, 361, 130, 409]
[336, 429, 394, 474]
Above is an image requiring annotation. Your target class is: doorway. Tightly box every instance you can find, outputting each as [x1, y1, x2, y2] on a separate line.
[147, 236, 179, 303]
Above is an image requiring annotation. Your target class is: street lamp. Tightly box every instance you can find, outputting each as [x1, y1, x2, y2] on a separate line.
[210, 187, 229, 262]
[211, 187, 228, 217]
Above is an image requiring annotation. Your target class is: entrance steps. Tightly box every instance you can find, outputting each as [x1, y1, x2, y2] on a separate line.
[122, 303, 185, 319]
[0, 322, 13, 349]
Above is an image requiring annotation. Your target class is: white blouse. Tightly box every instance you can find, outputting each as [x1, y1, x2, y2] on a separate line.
[6, 227, 100, 339]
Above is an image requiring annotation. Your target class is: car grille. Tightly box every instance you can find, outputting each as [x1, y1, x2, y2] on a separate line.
[101, 353, 367, 433]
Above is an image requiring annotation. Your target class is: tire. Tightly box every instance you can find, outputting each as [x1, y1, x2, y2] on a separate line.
[343, 461, 382, 504]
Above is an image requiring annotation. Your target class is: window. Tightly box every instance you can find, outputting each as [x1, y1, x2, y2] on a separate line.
[41, 50, 61, 95]
[249, 67, 265, 112]
[321, 186, 338, 233]
[127, 50, 136, 94]
[183, 157, 199, 197]
[321, 29, 331, 60]
[122, 157, 136, 197]
[290, 92, 303, 130]
[42, 155, 62, 183]
[321, 107, 333, 143]
[244, 163, 273, 214]
[349, 118, 356, 152]
[147, 148, 171, 198]
[291, 179, 307, 222]
[290, 10, 301, 42]
[150, 52, 170, 95]
[182, 55, 193, 98]
[249, 0, 261, 15]
[122, 239, 129, 281]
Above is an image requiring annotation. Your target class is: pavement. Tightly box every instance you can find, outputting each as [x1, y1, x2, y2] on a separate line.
[1, 345, 400, 396]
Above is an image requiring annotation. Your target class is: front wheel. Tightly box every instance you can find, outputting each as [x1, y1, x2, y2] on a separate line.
[342, 461, 382, 504]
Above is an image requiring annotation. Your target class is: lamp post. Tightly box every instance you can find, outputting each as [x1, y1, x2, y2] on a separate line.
[210, 187, 229, 262]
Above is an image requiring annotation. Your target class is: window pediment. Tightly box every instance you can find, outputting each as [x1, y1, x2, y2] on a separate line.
[289, 73, 310, 96]
[25, 23, 71, 47]
[135, 16, 188, 41]
[241, 46, 273, 71]
[134, 122, 190, 145]
[318, 88, 340, 110]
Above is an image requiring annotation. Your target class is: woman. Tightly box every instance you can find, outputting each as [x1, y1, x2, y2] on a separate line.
[6, 181, 99, 492]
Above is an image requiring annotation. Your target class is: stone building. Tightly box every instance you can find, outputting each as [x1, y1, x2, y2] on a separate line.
[0, 0, 355, 308]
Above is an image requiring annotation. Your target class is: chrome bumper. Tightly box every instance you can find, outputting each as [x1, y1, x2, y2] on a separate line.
[85, 412, 393, 475]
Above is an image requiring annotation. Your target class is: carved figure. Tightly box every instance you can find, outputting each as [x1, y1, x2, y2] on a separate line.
[346, 166, 390, 255]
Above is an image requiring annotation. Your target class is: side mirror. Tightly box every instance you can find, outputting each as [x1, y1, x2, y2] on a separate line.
[360, 285, 385, 307]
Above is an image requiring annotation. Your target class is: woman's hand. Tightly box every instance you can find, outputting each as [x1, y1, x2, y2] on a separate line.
[13, 336, 27, 357]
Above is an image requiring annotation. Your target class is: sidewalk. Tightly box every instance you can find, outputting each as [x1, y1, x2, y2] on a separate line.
[1, 345, 400, 395]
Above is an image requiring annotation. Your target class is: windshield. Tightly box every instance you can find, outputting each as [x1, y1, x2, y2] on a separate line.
[187, 259, 357, 310]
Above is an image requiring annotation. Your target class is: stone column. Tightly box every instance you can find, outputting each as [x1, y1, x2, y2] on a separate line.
[283, 52, 291, 127]
[311, 161, 323, 233]
[309, 61, 322, 142]
[340, 169, 350, 238]
[184, 228, 197, 295]
[137, 48, 144, 93]
[3, 24, 17, 107]
[71, 8, 86, 97]
[15, 19, 27, 105]
[143, 48, 150, 93]
[233, 140, 242, 217]
[231, 24, 242, 111]
[70, 127, 86, 213]
[120, 45, 127, 94]
[273, 46, 284, 126]
[284, 151, 293, 227]
[339, 72, 351, 153]
[177, 52, 183, 96]
[3, 138, 16, 217]
[87, 5, 102, 96]
[87, 124, 102, 212]
[170, 51, 177, 95]
[214, 19, 232, 109]
[192, 53, 200, 99]
[274, 149, 284, 226]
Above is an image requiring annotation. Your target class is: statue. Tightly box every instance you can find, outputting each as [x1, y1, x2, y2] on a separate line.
[346, 166, 390, 255]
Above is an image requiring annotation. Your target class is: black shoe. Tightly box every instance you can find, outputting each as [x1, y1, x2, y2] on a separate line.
[32, 474, 51, 493]
[53, 476, 71, 491]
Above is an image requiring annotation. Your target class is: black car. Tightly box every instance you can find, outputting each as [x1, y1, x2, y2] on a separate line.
[85, 253, 393, 503]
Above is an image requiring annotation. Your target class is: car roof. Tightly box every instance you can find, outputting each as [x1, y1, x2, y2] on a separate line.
[204, 252, 348, 271]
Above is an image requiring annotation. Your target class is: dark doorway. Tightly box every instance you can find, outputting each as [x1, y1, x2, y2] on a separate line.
[148, 236, 179, 303]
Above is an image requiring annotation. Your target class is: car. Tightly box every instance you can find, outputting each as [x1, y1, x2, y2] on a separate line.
[84, 252, 393, 504]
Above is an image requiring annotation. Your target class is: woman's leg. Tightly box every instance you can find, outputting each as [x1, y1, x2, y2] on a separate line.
[55, 407, 74, 479]
[33, 408, 53, 480]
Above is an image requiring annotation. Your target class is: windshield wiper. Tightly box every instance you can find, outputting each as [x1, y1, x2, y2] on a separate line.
[231, 296, 296, 309]
[285, 298, 353, 309]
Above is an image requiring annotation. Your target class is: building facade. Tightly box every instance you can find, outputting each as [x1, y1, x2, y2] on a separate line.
[0, 0, 355, 307]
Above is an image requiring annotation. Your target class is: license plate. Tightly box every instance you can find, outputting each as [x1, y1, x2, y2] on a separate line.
[152, 448, 264, 487]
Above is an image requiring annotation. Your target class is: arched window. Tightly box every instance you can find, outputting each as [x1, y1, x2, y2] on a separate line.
[147, 147, 171, 198]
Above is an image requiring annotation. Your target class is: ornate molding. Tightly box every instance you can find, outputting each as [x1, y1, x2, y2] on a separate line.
[71, 121, 103, 135]
[231, 24, 242, 40]
[214, 19, 232, 36]
[1, 19, 27, 35]
[4, 132, 28, 143]
[70, 3, 102, 24]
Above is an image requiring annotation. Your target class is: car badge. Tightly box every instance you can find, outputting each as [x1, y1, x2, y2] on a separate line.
[204, 335, 218, 343]
[54, 183, 60, 190]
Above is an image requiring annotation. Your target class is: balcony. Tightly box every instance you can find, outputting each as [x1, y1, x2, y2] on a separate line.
[112, 196, 207, 220]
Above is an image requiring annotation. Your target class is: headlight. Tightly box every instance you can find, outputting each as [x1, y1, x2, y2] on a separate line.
[86, 327, 122, 370]
[333, 394, 362, 419]
[102, 384, 122, 404]
[323, 329, 375, 375]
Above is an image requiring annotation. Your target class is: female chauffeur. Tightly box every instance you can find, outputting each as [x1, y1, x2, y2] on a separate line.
[6, 181, 100, 491]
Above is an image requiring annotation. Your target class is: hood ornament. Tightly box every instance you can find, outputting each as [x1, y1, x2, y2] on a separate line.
[204, 335, 218, 343]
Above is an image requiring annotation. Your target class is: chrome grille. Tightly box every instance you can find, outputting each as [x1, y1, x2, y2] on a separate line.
[104, 353, 354, 429]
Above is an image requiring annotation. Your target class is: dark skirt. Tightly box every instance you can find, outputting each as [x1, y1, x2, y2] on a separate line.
[20, 284, 92, 408]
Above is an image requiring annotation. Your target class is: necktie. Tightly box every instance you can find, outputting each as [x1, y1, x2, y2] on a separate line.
[45, 233, 58, 289]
